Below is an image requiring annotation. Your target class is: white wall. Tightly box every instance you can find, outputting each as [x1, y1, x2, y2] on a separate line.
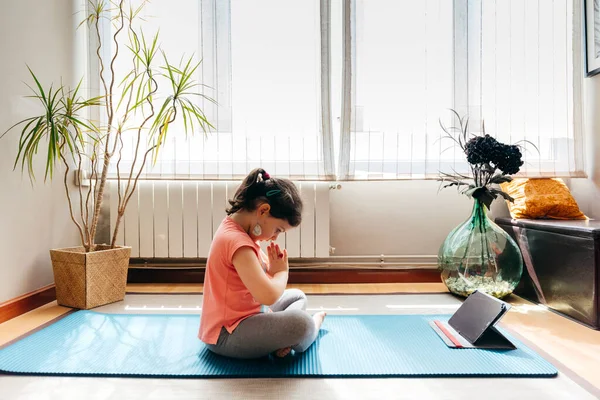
[568, 77, 600, 218]
[0, 0, 81, 303]
[329, 180, 510, 258]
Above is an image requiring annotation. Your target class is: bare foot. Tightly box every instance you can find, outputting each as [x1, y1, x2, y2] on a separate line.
[275, 347, 292, 358]
[313, 311, 327, 330]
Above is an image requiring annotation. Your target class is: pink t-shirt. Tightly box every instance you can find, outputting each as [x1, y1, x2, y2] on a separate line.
[198, 217, 268, 344]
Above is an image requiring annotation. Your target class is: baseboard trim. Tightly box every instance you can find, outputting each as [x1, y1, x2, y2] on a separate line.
[0, 285, 57, 324]
[127, 267, 441, 284]
[129, 256, 439, 269]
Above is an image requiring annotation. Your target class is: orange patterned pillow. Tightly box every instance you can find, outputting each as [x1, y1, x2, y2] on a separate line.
[499, 178, 587, 220]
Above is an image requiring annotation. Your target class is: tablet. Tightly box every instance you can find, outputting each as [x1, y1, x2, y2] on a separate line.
[448, 290, 511, 344]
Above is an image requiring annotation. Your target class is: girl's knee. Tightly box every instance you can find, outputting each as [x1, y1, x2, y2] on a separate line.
[287, 288, 307, 302]
[287, 309, 314, 337]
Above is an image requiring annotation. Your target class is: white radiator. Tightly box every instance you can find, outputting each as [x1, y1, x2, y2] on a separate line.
[109, 180, 330, 259]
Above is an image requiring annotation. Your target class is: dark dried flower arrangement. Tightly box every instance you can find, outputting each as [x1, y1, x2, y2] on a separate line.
[438, 110, 534, 209]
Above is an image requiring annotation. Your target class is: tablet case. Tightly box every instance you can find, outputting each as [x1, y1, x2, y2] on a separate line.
[430, 290, 516, 350]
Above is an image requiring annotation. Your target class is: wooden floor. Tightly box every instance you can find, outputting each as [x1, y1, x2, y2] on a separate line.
[1, 283, 599, 396]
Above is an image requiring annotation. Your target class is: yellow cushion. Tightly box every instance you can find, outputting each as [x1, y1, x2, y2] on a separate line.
[499, 178, 587, 220]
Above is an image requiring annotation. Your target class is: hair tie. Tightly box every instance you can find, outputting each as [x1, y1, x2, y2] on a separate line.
[266, 189, 281, 197]
[263, 171, 271, 180]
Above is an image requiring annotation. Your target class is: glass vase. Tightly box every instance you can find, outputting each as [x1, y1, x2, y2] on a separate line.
[438, 199, 523, 299]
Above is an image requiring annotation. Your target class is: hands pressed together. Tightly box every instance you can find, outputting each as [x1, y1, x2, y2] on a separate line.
[267, 242, 288, 275]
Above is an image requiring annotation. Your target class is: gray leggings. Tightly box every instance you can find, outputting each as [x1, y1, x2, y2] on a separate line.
[205, 289, 319, 359]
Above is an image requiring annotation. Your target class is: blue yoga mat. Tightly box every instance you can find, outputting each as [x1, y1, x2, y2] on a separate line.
[0, 311, 557, 378]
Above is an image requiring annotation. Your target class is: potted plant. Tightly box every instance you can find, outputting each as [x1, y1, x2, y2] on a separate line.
[1, 0, 213, 309]
[437, 110, 532, 299]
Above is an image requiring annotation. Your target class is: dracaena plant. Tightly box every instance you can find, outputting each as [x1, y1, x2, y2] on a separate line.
[1, 0, 214, 252]
[438, 110, 535, 209]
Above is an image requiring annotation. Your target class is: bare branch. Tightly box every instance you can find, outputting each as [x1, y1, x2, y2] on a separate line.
[123, 73, 158, 200]
[93, 3, 111, 120]
[58, 143, 88, 251]
[111, 143, 156, 247]
[76, 147, 90, 245]
[88, 0, 126, 247]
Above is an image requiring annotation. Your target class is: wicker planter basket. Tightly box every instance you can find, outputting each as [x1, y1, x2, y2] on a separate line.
[49, 245, 131, 309]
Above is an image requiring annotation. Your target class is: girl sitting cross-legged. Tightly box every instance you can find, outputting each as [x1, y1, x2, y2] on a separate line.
[199, 168, 326, 359]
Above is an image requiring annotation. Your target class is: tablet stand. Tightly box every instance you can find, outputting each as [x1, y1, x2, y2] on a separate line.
[430, 290, 516, 350]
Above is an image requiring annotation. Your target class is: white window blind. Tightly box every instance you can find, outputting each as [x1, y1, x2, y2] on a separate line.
[338, 0, 584, 180]
[95, 0, 583, 181]
[99, 0, 335, 180]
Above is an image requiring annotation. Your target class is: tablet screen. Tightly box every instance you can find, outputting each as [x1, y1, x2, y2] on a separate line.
[448, 291, 508, 344]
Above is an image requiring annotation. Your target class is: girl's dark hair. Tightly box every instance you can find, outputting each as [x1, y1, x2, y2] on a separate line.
[226, 168, 303, 227]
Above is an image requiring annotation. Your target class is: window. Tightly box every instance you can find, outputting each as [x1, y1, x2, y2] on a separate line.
[99, 0, 334, 180]
[95, 0, 583, 181]
[339, 0, 584, 180]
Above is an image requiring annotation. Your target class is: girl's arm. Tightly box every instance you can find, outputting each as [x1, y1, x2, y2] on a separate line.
[259, 248, 273, 277]
[232, 246, 288, 305]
